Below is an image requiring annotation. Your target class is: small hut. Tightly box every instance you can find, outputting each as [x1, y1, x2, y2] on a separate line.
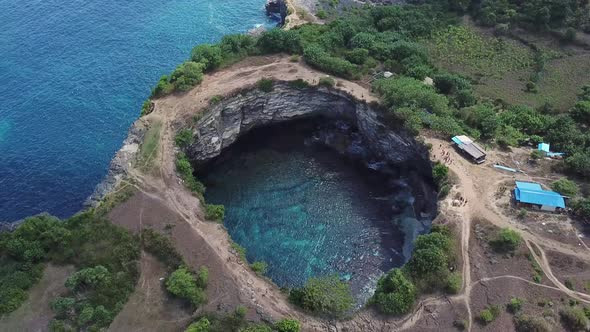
[451, 135, 486, 164]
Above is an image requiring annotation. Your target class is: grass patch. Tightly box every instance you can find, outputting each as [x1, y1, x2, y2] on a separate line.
[425, 25, 534, 79]
[94, 182, 136, 217]
[526, 253, 544, 283]
[204, 204, 225, 222]
[176, 152, 206, 200]
[230, 241, 247, 263]
[138, 120, 162, 172]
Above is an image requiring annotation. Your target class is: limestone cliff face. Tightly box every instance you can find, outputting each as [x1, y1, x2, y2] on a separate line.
[187, 82, 427, 170]
[187, 83, 437, 218]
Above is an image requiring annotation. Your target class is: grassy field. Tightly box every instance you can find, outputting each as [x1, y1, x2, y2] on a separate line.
[423, 24, 590, 111]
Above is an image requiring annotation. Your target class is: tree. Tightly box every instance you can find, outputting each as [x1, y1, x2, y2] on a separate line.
[373, 268, 416, 315]
[190, 44, 223, 71]
[559, 307, 589, 331]
[570, 100, 590, 125]
[50, 297, 76, 318]
[276, 318, 301, 332]
[65, 265, 110, 291]
[166, 266, 206, 306]
[432, 162, 449, 187]
[205, 204, 225, 222]
[288, 275, 353, 316]
[551, 178, 578, 197]
[170, 62, 205, 92]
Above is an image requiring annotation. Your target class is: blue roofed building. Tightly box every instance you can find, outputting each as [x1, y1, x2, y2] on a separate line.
[514, 181, 565, 212]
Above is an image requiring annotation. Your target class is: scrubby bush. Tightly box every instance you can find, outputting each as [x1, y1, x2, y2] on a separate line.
[303, 44, 358, 79]
[530, 150, 544, 160]
[478, 305, 500, 325]
[318, 76, 335, 87]
[250, 261, 268, 276]
[372, 268, 416, 315]
[175, 129, 194, 147]
[166, 266, 206, 306]
[288, 79, 310, 89]
[257, 29, 302, 54]
[490, 228, 522, 253]
[141, 229, 184, 269]
[560, 307, 589, 331]
[276, 318, 301, 332]
[551, 178, 578, 197]
[288, 275, 353, 316]
[205, 204, 225, 222]
[507, 297, 524, 313]
[446, 272, 462, 294]
[257, 78, 274, 92]
[432, 162, 449, 187]
[176, 153, 206, 196]
[185, 317, 210, 332]
[514, 314, 551, 332]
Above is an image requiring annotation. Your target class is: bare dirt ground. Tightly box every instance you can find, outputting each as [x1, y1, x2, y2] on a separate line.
[104, 55, 590, 331]
[109, 253, 192, 332]
[0, 264, 75, 332]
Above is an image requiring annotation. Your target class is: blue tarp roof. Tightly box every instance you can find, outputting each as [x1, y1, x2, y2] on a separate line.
[452, 136, 463, 145]
[538, 143, 550, 152]
[515, 181, 542, 191]
[514, 182, 565, 208]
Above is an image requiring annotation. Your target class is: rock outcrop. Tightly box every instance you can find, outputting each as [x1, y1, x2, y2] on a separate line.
[189, 83, 426, 169]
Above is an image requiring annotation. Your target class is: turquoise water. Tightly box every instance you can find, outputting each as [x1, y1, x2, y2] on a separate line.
[200, 120, 411, 299]
[0, 0, 274, 222]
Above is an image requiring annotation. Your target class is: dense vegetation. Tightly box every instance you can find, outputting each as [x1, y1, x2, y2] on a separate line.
[372, 225, 458, 315]
[288, 275, 354, 317]
[149, 3, 590, 180]
[0, 213, 140, 330]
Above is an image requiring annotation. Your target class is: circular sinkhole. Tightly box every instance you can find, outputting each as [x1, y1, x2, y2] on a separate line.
[196, 116, 433, 304]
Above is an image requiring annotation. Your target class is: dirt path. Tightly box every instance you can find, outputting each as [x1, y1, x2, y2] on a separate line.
[122, 55, 590, 331]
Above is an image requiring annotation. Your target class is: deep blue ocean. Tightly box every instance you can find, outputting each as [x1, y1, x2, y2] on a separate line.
[0, 0, 274, 222]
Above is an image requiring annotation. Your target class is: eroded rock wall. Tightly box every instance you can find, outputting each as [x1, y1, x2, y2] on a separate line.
[188, 82, 425, 169]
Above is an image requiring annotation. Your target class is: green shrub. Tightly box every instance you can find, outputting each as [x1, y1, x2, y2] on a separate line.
[140, 100, 153, 116]
[507, 297, 524, 313]
[197, 266, 209, 288]
[185, 317, 210, 332]
[235, 305, 247, 319]
[478, 305, 500, 325]
[166, 266, 206, 306]
[190, 44, 223, 71]
[490, 228, 522, 253]
[288, 275, 353, 317]
[316, 10, 327, 19]
[373, 268, 416, 315]
[432, 162, 449, 187]
[152, 75, 174, 97]
[453, 319, 467, 330]
[175, 129, 194, 147]
[257, 78, 274, 92]
[303, 44, 358, 79]
[530, 150, 544, 160]
[250, 261, 268, 276]
[276, 318, 301, 332]
[318, 76, 335, 87]
[564, 279, 575, 290]
[210, 95, 223, 105]
[551, 178, 578, 197]
[288, 79, 310, 89]
[205, 204, 225, 222]
[560, 307, 589, 331]
[446, 272, 462, 294]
